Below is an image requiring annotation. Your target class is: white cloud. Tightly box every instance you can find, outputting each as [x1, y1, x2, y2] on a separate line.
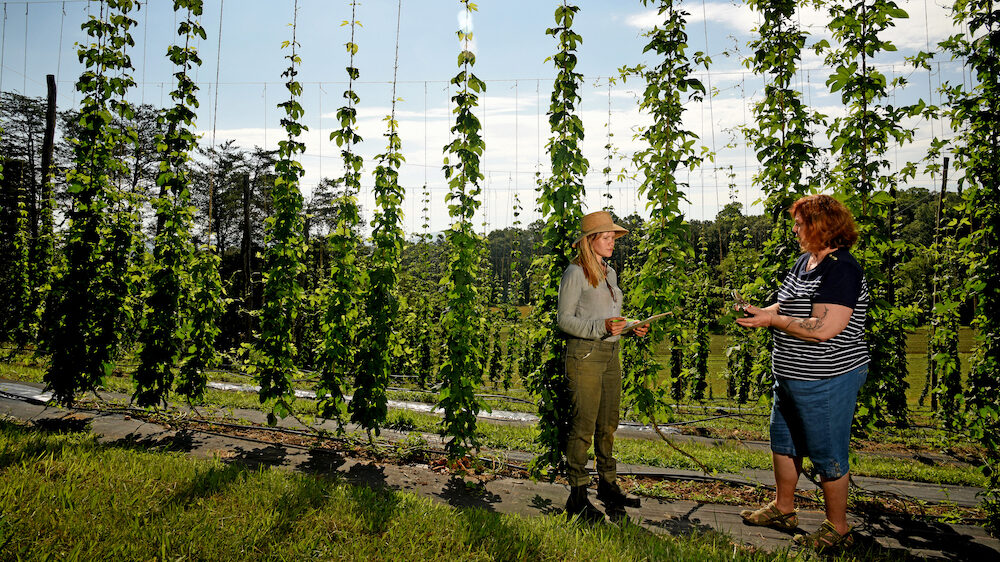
[625, 1, 756, 33]
[624, 10, 662, 30]
[776, 0, 960, 53]
[687, 1, 758, 31]
[626, 0, 960, 55]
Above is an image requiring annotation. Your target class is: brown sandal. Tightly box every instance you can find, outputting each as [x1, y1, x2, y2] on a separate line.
[793, 519, 854, 551]
[739, 501, 798, 531]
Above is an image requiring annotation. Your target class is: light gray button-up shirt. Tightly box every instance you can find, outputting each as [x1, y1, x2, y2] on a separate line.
[557, 262, 624, 342]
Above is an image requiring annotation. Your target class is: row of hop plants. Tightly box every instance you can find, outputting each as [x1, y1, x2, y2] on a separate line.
[1, 0, 998, 531]
[0, 3, 972, 416]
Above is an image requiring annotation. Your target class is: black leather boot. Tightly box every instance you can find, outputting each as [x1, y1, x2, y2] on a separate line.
[565, 485, 604, 523]
[597, 479, 641, 509]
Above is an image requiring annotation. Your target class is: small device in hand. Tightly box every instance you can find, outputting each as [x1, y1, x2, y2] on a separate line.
[732, 289, 749, 311]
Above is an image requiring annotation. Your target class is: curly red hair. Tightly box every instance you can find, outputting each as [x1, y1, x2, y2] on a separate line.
[789, 194, 858, 253]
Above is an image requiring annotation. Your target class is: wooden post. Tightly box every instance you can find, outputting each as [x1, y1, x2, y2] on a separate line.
[39, 74, 57, 263]
[241, 173, 252, 340]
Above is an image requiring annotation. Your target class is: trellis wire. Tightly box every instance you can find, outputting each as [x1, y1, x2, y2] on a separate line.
[1, 3, 6, 95]
[56, 1, 64, 82]
[208, 0, 224, 241]
[20, 3, 25, 94]
[139, 0, 146, 103]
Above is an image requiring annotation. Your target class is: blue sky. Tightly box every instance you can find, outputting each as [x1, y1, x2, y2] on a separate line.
[2, 0, 966, 234]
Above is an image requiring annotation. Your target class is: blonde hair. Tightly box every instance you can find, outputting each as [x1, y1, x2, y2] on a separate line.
[573, 233, 606, 287]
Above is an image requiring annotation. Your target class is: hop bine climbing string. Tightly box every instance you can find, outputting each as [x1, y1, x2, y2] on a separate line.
[524, 1, 589, 479]
[438, 0, 488, 459]
[252, 0, 308, 424]
[316, 0, 364, 429]
[350, 0, 406, 439]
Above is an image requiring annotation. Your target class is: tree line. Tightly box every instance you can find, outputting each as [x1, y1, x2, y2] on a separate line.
[0, 84, 977, 372]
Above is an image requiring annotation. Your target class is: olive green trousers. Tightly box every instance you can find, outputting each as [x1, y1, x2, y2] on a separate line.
[564, 338, 622, 487]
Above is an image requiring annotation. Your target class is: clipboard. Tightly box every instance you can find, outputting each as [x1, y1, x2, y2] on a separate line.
[620, 312, 671, 334]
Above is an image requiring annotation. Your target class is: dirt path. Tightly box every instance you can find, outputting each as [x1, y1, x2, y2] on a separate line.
[2, 380, 997, 560]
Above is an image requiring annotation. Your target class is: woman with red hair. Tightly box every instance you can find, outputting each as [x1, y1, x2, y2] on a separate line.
[735, 194, 869, 551]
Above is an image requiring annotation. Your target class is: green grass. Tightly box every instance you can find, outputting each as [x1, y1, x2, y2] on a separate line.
[1, 419, 809, 562]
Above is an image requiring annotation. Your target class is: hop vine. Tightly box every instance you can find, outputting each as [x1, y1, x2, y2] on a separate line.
[438, 0, 488, 458]
[822, 0, 922, 428]
[133, 0, 207, 407]
[253, 1, 308, 423]
[524, 1, 589, 479]
[316, 0, 364, 427]
[43, 0, 140, 405]
[625, 0, 704, 423]
[350, 0, 406, 437]
[740, 0, 826, 399]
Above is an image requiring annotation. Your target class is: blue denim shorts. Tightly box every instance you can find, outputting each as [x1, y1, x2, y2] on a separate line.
[769, 364, 868, 480]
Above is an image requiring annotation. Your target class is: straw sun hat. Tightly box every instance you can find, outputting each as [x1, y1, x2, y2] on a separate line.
[572, 211, 629, 247]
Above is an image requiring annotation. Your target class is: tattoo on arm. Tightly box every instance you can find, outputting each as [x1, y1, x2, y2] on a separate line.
[786, 305, 828, 332]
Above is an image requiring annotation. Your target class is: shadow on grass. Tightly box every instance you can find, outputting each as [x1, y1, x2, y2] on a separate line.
[166, 462, 251, 508]
[458, 504, 686, 561]
[459, 507, 548, 560]
[233, 472, 341, 557]
[344, 477, 404, 535]
[0, 418, 94, 469]
[438, 476, 502, 511]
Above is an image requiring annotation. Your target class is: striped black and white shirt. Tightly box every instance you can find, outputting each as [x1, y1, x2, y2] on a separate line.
[772, 248, 870, 381]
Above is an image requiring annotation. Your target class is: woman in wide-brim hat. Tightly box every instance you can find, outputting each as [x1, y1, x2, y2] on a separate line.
[557, 210, 646, 523]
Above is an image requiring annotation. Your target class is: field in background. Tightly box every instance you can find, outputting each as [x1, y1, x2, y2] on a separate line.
[650, 327, 976, 406]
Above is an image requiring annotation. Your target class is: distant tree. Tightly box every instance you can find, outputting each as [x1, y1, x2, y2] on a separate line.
[0, 93, 46, 236]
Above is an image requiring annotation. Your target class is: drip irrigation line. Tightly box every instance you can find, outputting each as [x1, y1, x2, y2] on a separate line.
[385, 387, 537, 406]
[655, 412, 764, 426]
[670, 404, 770, 417]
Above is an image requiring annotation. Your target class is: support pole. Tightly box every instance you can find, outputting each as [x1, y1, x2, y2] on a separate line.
[40, 74, 57, 253]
